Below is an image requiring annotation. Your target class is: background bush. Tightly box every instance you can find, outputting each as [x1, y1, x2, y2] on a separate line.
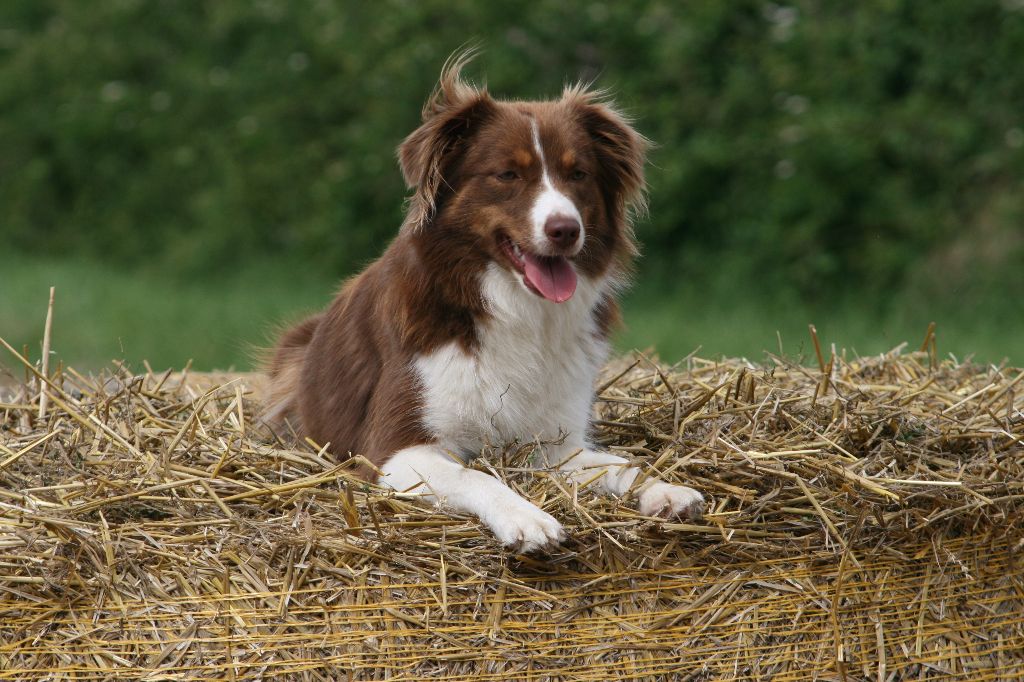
[2, 1, 1023, 367]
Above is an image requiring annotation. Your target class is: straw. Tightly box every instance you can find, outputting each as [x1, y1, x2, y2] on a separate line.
[1, 328, 1023, 679]
[36, 287, 55, 421]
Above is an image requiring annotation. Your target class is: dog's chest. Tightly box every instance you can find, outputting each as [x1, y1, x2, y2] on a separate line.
[414, 266, 609, 455]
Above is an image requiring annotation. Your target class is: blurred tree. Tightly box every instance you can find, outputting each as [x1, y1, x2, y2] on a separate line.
[1, 0, 1022, 303]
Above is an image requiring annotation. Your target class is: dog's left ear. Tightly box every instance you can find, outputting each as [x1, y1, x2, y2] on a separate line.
[399, 51, 497, 231]
[565, 87, 649, 219]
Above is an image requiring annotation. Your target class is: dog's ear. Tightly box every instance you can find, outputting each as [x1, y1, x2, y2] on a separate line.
[565, 86, 649, 220]
[399, 50, 496, 231]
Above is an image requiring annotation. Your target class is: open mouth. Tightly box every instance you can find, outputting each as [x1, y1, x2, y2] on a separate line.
[498, 234, 578, 303]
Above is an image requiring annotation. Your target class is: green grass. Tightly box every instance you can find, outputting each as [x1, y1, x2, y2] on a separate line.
[1, 255, 335, 372]
[619, 277, 1023, 367]
[2, 254, 1020, 373]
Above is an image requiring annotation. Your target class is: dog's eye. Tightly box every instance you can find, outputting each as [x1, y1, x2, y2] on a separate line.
[569, 169, 588, 181]
[496, 170, 520, 182]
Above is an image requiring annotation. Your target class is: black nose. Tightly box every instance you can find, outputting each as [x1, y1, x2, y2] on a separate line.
[544, 215, 581, 249]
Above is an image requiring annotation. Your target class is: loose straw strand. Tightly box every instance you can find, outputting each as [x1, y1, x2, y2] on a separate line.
[37, 286, 55, 421]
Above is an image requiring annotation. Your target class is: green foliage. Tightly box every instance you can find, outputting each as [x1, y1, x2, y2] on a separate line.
[2, 0, 1023, 301]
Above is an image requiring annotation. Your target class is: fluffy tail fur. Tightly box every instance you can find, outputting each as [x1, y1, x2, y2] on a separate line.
[261, 314, 322, 428]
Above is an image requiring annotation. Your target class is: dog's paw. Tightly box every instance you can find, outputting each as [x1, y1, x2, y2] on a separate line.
[639, 482, 705, 520]
[483, 498, 566, 553]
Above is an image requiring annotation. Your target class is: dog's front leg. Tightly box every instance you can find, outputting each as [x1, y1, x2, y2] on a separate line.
[380, 445, 566, 552]
[554, 447, 705, 520]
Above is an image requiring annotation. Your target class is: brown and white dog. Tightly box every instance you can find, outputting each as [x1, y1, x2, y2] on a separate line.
[265, 53, 704, 552]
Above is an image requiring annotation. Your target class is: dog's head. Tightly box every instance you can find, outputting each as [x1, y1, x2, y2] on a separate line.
[399, 51, 648, 303]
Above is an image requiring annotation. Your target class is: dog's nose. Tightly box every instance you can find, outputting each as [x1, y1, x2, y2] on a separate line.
[544, 216, 581, 250]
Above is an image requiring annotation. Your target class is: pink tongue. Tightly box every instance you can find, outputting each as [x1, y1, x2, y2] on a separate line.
[522, 253, 577, 302]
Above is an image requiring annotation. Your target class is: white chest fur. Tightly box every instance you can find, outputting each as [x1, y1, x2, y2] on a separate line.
[414, 264, 610, 457]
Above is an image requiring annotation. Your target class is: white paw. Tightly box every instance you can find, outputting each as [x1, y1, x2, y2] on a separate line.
[639, 482, 705, 520]
[481, 496, 566, 553]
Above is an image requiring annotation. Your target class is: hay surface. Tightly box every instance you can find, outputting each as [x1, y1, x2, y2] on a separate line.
[2, 344, 1023, 680]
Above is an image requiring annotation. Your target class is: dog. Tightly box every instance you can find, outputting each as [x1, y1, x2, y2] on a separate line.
[265, 52, 704, 552]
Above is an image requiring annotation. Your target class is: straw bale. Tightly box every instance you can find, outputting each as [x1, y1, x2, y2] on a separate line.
[2, 343, 1023, 680]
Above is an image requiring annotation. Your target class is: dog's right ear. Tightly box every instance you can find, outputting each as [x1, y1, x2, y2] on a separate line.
[399, 50, 496, 231]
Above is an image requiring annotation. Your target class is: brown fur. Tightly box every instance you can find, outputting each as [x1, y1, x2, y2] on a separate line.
[263, 315, 321, 426]
[265, 52, 648, 479]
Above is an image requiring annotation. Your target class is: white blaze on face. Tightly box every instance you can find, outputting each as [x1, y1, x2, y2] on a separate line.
[529, 119, 583, 254]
